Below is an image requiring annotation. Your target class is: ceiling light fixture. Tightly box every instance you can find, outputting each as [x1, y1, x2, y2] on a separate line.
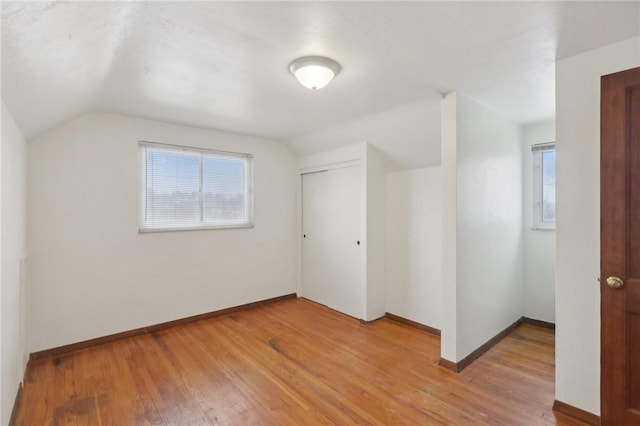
[289, 56, 341, 90]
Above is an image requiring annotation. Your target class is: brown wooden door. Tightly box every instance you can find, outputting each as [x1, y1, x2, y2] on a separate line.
[601, 66, 640, 425]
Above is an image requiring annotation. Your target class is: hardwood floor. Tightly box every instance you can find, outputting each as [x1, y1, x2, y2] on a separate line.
[15, 298, 586, 425]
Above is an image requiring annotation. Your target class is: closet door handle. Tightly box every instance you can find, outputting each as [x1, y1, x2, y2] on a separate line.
[357, 240, 360, 245]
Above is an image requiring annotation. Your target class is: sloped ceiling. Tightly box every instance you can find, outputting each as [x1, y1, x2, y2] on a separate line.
[2, 1, 639, 169]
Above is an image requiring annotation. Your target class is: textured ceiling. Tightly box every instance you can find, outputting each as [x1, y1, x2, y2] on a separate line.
[2, 1, 639, 168]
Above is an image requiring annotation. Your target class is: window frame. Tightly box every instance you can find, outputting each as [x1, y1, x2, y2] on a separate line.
[138, 140, 254, 233]
[531, 142, 556, 230]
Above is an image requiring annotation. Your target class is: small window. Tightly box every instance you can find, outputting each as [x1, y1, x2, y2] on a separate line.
[532, 142, 556, 229]
[139, 141, 253, 232]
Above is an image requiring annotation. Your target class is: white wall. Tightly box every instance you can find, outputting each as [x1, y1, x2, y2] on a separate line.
[27, 112, 297, 352]
[1, 100, 28, 425]
[440, 93, 458, 361]
[289, 98, 442, 171]
[555, 36, 640, 416]
[297, 144, 364, 172]
[385, 167, 442, 329]
[456, 93, 524, 360]
[441, 92, 524, 362]
[522, 121, 556, 323]
[364, 144, 387, 321]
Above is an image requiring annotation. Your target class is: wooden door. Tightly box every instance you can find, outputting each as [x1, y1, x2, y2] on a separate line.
[601, 66, 640, 425]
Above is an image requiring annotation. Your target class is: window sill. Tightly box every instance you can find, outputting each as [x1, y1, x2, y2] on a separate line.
[139, 223, 254, 233]
[530, 226, 556, 231]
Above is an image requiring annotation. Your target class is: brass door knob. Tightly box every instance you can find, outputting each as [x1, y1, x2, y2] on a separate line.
[606, 276, 624, 289]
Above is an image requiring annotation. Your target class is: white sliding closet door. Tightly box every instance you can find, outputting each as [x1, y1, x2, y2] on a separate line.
[302, 171, 330, 307]
[302, 166, 364, 319]
[326, 166, 364, 318]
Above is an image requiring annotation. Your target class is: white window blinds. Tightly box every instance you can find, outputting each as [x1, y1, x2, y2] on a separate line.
[139, 141, 253, 232]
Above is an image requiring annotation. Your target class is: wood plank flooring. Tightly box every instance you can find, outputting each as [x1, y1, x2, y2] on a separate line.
[14, 298, 586, 425]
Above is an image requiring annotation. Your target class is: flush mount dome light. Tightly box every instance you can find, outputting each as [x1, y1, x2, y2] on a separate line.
[289, 56, 341, 90]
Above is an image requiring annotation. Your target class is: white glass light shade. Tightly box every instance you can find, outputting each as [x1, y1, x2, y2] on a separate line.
[289, 56, 341, 90]
[293, 65, 335, 90]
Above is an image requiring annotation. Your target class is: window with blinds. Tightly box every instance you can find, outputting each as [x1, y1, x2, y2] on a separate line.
[532, 142, 555, 229]
[139, 141, 253, 232]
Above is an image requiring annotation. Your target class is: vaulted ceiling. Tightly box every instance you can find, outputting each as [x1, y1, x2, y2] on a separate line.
[2, 1, 639, 168]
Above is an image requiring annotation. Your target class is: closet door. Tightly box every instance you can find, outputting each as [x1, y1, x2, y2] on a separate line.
[302, 166, 364, 319]
[325, 165, 364, 319]
[302, 171, 330, 307]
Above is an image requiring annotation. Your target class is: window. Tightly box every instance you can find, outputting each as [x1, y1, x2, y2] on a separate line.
[532, 142, 556, 229]
[139, 141, 253, 232]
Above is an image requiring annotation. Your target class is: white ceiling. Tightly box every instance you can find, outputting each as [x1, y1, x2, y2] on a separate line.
[2, 1, 639, 169]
